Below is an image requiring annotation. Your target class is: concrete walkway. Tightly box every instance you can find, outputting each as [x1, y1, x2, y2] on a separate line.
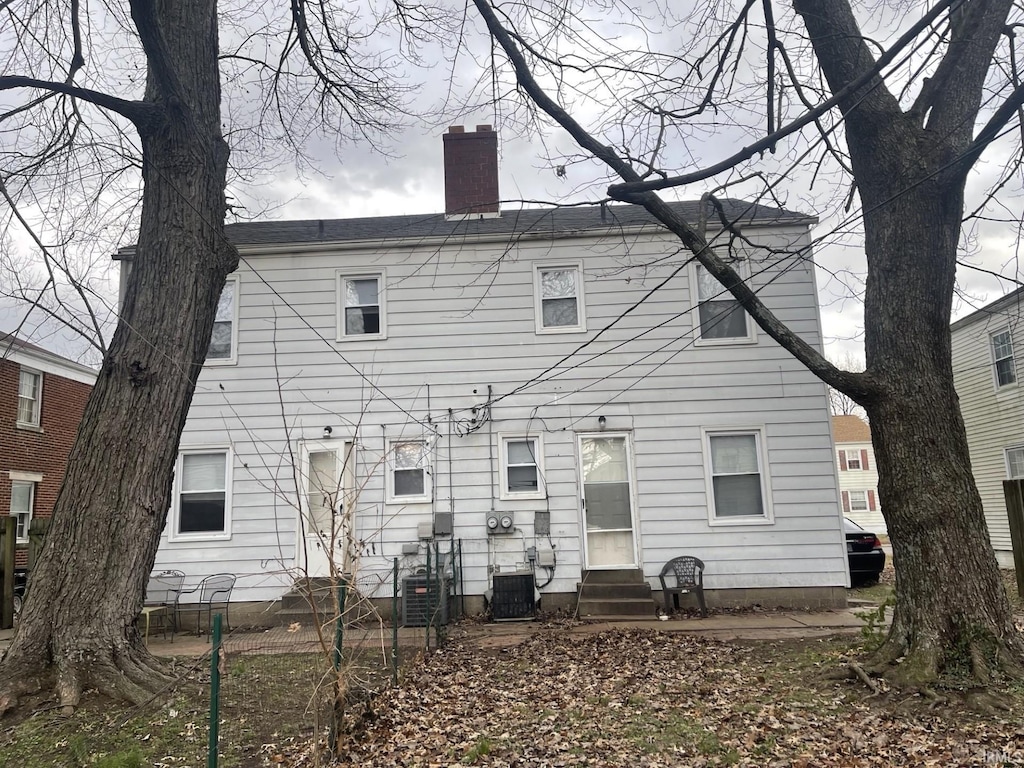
[0, 607, 883, 659]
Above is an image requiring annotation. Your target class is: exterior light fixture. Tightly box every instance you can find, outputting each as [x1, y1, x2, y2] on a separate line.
[323, 426, 333, 439]
[597, 415, 607, 431]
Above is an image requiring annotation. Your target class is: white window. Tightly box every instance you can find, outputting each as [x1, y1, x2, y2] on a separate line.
[499, 435, 545, 499]
[387, 440, 430, 503]
[10, 481, 33, 543]
[338, 272, 386, 340]
[842, 449, 863, 471]
[1007, 447, 1024, 479]
[206, 277, 239, 364]
[693, 261, 754, 343]
[172, 450, 231, 539]
[848, 490, 868, 511]
[703, 429, 772, 524]
[17, 369, 41, 427]
[534, 263, 586, 333]
[992, 329, 1016, 388]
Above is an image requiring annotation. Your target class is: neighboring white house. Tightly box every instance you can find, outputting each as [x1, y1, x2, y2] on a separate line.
[122, 126, 851, 615]
[831, 415, 884, 534]
[952, 288, 1024, 569]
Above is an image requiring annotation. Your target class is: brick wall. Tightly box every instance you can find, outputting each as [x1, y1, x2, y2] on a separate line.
[443, 125, 500, 216]
[0, 359, 92, 565]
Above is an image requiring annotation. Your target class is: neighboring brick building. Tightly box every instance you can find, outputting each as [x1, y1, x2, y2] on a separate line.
[0, 334, 95, 565]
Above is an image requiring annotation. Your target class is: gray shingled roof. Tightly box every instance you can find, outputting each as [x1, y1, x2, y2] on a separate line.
[220, 198, 812, 247]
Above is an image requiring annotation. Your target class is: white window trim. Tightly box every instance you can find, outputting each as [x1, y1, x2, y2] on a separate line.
[9, 480, 34, 544]
[168, 446, 233, 542]
[702, 426, 774, 526]
[991, 327, 1017, 390]
[1005, 445, 1024, 479]
[205, 276, 240, 366]
[16, 367, 43, 429]
[690, 258, 757, 346]
[843, 449, 863, 471]
[337, 270, 388, 342]
[498, 433, 546, 500]
[385, 438, 431, 504]
[848, 489, 869, 511]
[533, 262, 587, 334]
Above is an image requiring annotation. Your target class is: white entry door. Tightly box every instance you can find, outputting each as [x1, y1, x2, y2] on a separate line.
[298, 441, 354, 577]
[578, 434, 638, 568]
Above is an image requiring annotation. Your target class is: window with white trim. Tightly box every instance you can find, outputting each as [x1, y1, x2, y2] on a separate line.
[499, 435, 545, 499]
[992, 329, 1016, 388]
[206, 277, 239, 363]
[10, 481, 33, 543]
[387, 440, 430, 503]
[704, 429, 771, 523]
[173, 450, 230, 538]
[848, 490, 868, 511]
[338, 272, 386, 339]
[17, 369, 41, 427]
[1007, 447, 1024, 479]
[693, 261, 754, 343]
[843, 449, 862, 471]
[534, 264, 586, 333]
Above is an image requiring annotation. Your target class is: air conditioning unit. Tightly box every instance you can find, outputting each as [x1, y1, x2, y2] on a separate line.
[402, 576, 450, 627]
[491, 572, 536, 620]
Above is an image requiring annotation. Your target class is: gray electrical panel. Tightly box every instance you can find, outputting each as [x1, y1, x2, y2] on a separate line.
[434, 512, 453, 536]
[534, 510, 550, 536]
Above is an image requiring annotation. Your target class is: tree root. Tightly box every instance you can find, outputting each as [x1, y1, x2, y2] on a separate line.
[849, 662, 881, 695]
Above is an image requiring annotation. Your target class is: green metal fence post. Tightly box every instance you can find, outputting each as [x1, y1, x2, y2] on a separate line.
[207, 613, 223, 768]
[425, 544, 432, 650]
[333, 580, 346, 672]
[329, 580, 347, 756]
[434, 541, 442, 648]
[392, 557, 399, 685]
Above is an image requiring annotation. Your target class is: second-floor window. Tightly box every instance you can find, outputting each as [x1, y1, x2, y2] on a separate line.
[17, 369, 41, 427]
[206, 278, 238, 362]
[339, 273, 386, 340]
[535, 264, 585, 333]
[840, 449, 867, 471]
[992, 329, 1016, 388]
[694, 262, 753, 343]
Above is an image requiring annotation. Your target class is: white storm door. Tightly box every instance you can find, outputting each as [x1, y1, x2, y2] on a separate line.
[299, 442, 354, 577]
[579, 434, 638, 568]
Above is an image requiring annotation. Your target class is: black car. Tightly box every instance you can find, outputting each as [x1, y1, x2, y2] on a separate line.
[845, 518, 886, 585]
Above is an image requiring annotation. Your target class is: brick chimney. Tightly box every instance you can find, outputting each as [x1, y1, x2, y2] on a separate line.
[443, 125, 499, 219]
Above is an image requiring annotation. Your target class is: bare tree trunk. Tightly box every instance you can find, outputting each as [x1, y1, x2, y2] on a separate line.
[859, 175, 1024, 686]
[0, 0, 237, 713]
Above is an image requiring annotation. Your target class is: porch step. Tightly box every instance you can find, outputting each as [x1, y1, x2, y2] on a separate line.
[580, 569, 645, 585]
[576, 569, 658, 618]
[274, 578, 379, 625]
[577, 597, 658, 617]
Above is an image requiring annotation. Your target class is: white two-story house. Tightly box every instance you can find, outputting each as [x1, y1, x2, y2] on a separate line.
[831, 415, 884, 534]
[121, 126, 851, 618]
[952, 288, 1024, 568]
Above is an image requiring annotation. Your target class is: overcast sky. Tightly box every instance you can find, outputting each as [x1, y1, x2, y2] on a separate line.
[2, 0, 1021, 369]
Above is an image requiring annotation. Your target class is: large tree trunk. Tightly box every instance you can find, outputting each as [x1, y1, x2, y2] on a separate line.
[856, 124, 1024, 687]
[0, 0, 237, 713]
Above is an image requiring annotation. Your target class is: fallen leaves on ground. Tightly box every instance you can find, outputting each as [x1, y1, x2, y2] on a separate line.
[323, 627, 1023, 767]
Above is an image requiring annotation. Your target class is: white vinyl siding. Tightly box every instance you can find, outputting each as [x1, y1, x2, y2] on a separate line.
[534, 263, 585, 333]
[157, 219, 847, 603]
[338, 272, 386, 340]
[17, 369, 41, 427]
[171, 450, 231, 541]
[206, 277, 239, 364]
[952, 304, 1024, 566]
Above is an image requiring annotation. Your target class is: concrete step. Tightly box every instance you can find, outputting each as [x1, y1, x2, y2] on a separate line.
[581, 569, 645, 585]
[577, 597, 658, 617]
[578, 583, 653, 600]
